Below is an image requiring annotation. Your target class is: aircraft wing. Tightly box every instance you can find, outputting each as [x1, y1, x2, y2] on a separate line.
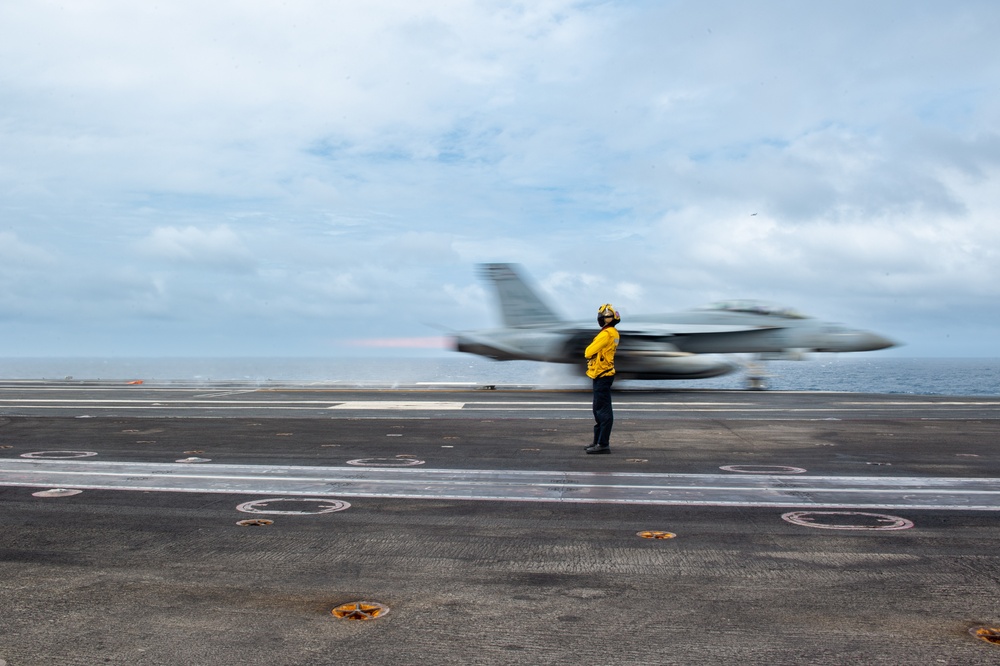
[618, 323, 782, 336]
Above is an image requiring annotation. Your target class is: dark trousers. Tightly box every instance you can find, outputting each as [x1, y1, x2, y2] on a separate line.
[592, 375, 615, 448]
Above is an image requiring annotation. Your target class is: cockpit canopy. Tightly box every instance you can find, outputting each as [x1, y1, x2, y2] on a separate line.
[698, 299, 808, 319]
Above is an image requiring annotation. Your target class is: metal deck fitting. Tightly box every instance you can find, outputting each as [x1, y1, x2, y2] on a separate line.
[332, 602, 389, 621]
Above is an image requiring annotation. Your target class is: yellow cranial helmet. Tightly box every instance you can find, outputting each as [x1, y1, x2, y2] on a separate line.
[597, 303, 620, 321]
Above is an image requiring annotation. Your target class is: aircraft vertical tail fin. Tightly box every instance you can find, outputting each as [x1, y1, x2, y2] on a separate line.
[479, 263, 564, 327]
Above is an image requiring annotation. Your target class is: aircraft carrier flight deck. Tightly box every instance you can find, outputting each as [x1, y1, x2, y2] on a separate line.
[1, 381, 999, 665]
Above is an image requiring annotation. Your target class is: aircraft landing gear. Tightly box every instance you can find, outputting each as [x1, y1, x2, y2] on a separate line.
[744, 361, 769, 390]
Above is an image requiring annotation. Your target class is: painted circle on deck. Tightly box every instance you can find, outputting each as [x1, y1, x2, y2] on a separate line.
[236, 498, 351, 515]
[346, 457, 425, 467]
[21, 451, 98, 459]
[781, 511, 914, 531]
[720, 465, 807, 474]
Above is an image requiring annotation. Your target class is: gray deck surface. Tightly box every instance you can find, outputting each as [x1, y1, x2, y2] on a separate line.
[1, 382, 999, 665]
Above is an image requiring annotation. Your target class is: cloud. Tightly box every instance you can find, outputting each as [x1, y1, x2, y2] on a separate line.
[136, 225, 256, 272]
[1, 1, 999, 357]
[0, 231, 54, 269]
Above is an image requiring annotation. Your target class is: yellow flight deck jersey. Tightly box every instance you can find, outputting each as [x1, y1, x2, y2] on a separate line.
[585, 326, 620, 379]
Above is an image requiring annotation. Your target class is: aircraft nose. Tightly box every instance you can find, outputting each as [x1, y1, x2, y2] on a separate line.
[856, 332, 898, 351]
[813, 329, 900, 352]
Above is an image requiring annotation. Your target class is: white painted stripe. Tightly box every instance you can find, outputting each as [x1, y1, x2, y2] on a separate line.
[0, 399, 337, 405]
[328, 401, 466, 410]
[837, 401, 1000, 406]
[1, 396, 992, 407]
[0, 399, 989, 412]
[194, 390, 263, 398]
[3, 459, 999, 510]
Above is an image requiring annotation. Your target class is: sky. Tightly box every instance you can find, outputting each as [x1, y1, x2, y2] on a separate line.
[1, 0, 999, 360]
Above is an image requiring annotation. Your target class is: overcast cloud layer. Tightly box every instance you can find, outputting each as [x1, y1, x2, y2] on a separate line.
[2, 0, 998, 358]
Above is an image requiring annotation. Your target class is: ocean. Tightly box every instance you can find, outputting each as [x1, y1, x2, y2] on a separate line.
[1, 356, 998, 396]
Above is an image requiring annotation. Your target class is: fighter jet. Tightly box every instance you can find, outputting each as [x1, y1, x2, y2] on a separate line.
[454, 263, 897, 383]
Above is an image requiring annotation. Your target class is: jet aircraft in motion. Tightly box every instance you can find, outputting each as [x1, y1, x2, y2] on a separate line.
[454, 263, 897, 383]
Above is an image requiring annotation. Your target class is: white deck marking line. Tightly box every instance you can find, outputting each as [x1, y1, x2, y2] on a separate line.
[0, 405, 345, 412]
[194, 390, 263, 398]
[837, 401, 1000, 406]
[2, 399, 996, 414]
[9, 470, 1000, 496]
[3, 459, 1000, 510]
[328, 401, 465, 410]
[0, 399, 469, 410]
[0, 397, 341, 406]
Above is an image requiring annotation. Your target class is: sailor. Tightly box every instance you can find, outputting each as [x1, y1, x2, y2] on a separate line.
[585, 304, 620, 454]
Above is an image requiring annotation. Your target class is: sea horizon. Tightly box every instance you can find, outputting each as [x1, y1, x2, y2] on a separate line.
[1, 356, 998, 397]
